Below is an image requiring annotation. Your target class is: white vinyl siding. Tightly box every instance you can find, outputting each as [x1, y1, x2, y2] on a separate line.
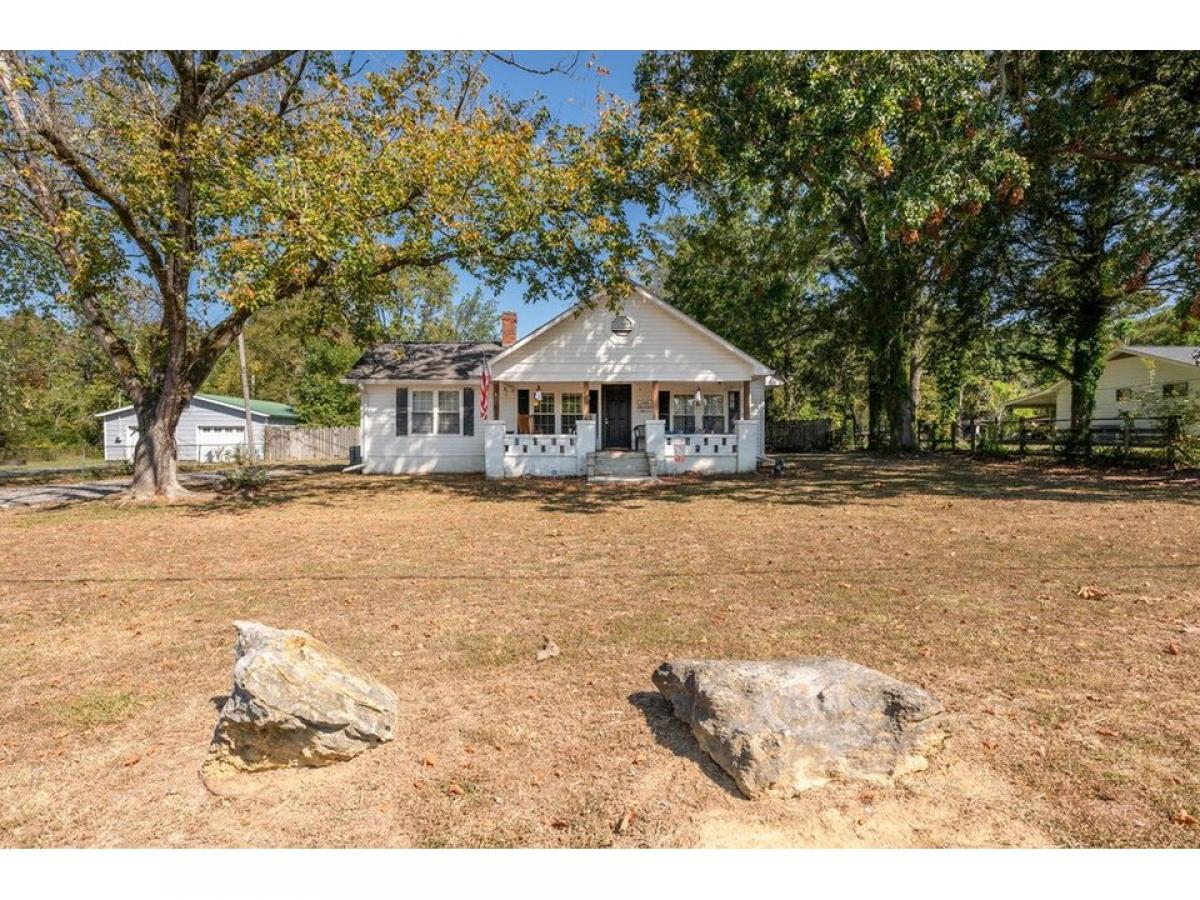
[360, 381, 484, 473]
[1091, 355, 1200, 422]
[487, 291, 765, 383]
[100, 396, 275, 461]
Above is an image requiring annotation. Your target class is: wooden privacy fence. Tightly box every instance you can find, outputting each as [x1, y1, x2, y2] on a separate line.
[263, 425, 359, 462]
[766, 418, 833, 452]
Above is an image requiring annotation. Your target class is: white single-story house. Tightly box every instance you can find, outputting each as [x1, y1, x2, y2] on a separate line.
[1005, 345, 1200, 432]
[343, 285, 779, 478]
[96, 393, 299, 462]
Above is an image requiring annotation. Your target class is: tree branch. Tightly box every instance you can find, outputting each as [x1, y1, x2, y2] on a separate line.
[34, 124, 169, 286]
[202, 51, 297, 112]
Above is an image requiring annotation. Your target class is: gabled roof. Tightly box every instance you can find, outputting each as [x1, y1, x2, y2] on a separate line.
[1004, 345, 1200, 409]
[482, 284, 776, 379]
[1110, 345, 1200, 368]
[94, 393, 297, 420]
[343, 341, 502, 382]
[1005, 381, 1068, 409]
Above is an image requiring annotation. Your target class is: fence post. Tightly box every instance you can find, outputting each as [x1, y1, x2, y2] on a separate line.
[1166, 415, 1179, 468]
[1122, 416, 1133, 455]
[1018, 423, 1028, 455]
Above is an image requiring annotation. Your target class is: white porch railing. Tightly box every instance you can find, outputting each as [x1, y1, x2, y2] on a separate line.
[503, 434, 578, 455]
[484, 418, 596, 479]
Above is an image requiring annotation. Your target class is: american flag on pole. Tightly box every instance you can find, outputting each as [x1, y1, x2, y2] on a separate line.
[479, 360, 492, 420]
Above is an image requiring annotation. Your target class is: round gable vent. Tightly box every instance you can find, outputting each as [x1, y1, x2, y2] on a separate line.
[611, 315, 633, 336]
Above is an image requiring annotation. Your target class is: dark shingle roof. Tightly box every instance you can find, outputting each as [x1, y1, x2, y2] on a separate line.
[344, 342, 502, 382]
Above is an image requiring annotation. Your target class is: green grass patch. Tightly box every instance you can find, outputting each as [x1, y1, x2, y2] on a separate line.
[58, 688, 141, 730]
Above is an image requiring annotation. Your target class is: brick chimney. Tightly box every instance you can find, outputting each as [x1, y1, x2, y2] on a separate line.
[500, 311, 518, 347]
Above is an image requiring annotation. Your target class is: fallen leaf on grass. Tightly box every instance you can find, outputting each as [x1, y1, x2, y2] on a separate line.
[1171, 809, 1197, 826]
[1077, 585, 1108, 600]
[121, 753, 141, 767]
[1096, 727, 1119, 738]
[421, 753, 437, 768]
[1166, 643, 1181, 656]
[551, 818, 569, 830]
[614, 810, 635, 834]
[446, 783, 464, 797]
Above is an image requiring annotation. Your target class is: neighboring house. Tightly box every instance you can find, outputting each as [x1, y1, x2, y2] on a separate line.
[1005, 345, 1200, 432]
[96, 393, 299, 462]
[343, 285, 779, 478]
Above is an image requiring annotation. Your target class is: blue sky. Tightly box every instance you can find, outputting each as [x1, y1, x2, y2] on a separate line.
[414, 50, 651, 337]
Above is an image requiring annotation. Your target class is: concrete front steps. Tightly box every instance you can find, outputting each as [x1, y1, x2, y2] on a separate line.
[587, 449, 655, 482]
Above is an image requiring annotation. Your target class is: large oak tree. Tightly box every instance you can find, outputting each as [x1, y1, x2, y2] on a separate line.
[636, 51, 1027, 450]
[0, 51, 648, 497]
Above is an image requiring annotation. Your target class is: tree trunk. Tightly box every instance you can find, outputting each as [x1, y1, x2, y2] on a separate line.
[128, 392, 188, 500]
[1064, 302, 1109, 460]
[889, 354, 921, 452]
[866, 377, 883, 451]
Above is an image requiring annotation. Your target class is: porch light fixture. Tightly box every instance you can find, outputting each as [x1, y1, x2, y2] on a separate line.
[534, 386, 543, 405]
[611, 315, 633, 336]
[694, 386, 703, 406]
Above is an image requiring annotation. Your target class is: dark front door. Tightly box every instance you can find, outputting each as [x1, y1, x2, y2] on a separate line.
[602, 384, 632, 448]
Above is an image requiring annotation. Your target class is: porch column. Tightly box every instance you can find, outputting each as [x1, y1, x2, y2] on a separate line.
[575, 417, 597, 471]
[644, 418, 665, 477]
[484, 420, 506, 479]
[736, 419, 759, 473]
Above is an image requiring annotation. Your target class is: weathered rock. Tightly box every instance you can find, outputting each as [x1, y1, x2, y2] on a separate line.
[652, 658, 947, 799]
[204, 621, 397, 777]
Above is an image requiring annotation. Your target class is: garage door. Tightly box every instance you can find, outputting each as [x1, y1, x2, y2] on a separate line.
[197, 425, 247, 463]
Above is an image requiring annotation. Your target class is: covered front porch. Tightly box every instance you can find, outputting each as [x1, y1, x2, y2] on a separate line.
[482, 379, 762, 478]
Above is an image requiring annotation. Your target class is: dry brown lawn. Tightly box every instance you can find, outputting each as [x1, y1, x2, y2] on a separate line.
[1, 455, 1198, 848]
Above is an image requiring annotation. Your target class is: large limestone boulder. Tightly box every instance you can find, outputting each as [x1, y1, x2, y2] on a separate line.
[652, 658, 947, 799]
[204, 621, 397, 777]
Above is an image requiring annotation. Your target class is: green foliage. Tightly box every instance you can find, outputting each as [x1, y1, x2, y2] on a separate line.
[639, 51, 1027, 449]
[220, 461, 270, 493]
[293, 341, 362, 426]
[0, 309, 123, 451]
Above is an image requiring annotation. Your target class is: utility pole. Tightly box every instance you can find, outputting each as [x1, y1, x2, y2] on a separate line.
[237, 330, 256, 462]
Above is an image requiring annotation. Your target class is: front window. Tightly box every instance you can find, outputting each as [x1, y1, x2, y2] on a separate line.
[702, 394, 725, 433]
[437, 390, 461, 435]
[560, 393, 583, 434]
[410, 389, 461, 435]
[671, 394, 696, 434]
[1115, 387, 1134, 402]
[411, 390, 434, 434]
[1164, 382, 1189, 398]
[532, 392, 556, 434]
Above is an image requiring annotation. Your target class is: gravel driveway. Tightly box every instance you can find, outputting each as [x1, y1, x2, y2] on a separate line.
[0, 472, 223, 509]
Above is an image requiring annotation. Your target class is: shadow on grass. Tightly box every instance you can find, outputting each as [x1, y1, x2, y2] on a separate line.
[628, 690, 743, 800]
[181, 452, 1200, 518]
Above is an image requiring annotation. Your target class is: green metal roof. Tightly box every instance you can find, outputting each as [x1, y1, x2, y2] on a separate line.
[195, 393, 298, 420]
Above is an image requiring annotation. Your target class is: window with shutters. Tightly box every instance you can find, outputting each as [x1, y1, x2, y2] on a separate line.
[437, 390, 461, 434]
[1163, 382, 1189, 398]
[560, 393, 583, 434]
[671, 394, 695, 434]
[702, 394, 725, 433]
[532, 392, 556, 434]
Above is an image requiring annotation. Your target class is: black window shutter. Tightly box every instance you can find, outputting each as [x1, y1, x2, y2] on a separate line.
[657, 390, 670, 421]
[463, 387, 475, 436]
[517, 389, 530, 416]
[728, 389, 740, 423]
[395, 387, 408, 436]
